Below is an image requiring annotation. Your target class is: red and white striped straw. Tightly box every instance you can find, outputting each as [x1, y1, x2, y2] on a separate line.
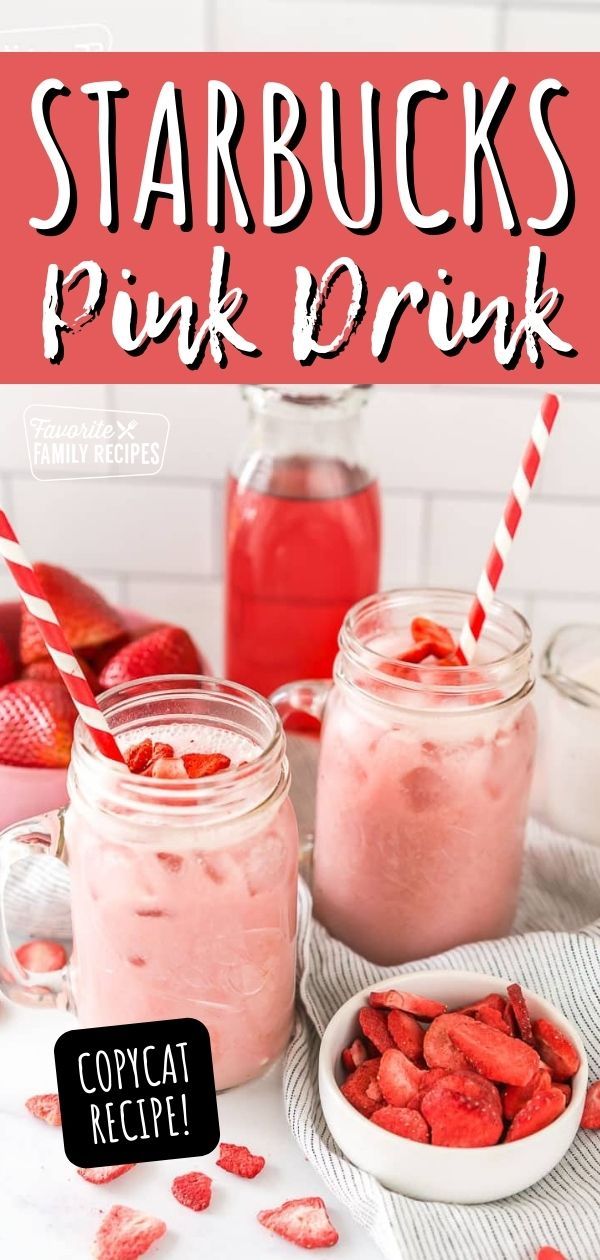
[0, 511, 124, 763]
[457, 393, 560, 664]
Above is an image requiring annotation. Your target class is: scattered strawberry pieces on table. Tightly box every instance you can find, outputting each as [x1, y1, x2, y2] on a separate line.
[92, 1205, 166, 1260]
[216, 1141, 265, 1179]
[0, 680, 75, 767]
[77, 1165, 136, 1184]
[20, 564, 124, 666]
[25, 1093, 61, 1126]
[98, 626, 201, 690]
[339, 983, 582, 1148]
[258, 1197, 339, 1250]
[171, 1170, 212, 1210]
[581, 1080, 600, 1129]
[15, 939, 67, 972]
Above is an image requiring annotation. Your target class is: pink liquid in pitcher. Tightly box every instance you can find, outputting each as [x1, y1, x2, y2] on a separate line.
[313, 636, 537, 966]
[67, 722, 298, 1090]
[225, 457, 381, 696]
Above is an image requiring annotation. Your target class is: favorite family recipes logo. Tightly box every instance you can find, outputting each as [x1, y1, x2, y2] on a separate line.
[0, 53, 594, 382]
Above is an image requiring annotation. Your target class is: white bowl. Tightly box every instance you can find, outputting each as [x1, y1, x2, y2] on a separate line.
[319, 969, 588, 1204]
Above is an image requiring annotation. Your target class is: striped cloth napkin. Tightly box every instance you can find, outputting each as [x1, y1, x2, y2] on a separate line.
[284, 821, 600, 1260]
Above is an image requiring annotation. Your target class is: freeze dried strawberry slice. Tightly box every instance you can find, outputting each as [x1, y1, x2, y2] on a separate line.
[387, 1009, 425, 1062]
[152, 742, 174, 761]
[426, 1071, 502, 1116]
[507, 983, 534, 1045]
[358, 1006, 394, 1054]
[151, 757, 187, 779]
[505, 1086, 566, 1142]
[448, 1018, 540, 1086]
[503, 1067, 553, 1121]
[398, 642, 432, 665]
[371, 1106, 430, 1143]
[473, 1005, 513, 1036]
[183, 752, 232, 779]
[341, 1038, 367, 1073]
[216, 1142, 265, 1179]
[365, 1079, 383, 1104]
[125, 739, 153, 774]
[258, 1197, 338, 1250]
[92, 1205, 166, 1260]
[533, 1018, 581, 1081]
[378, 1049, 423, 1108]
[411, 618, 456, 658]
[459, 993, 507, 1017]
[340, 1059, 381, 1118]
[537, 1251, 570, 1260]
[369, 990, 446, 1020]
[422, 1085, 503, 1147]
[423, 1014, 474, 1072]
[171, 1171, 212, 1211]
[78, 1164, 136, 1184]
[25, 1094, 61, 1126]
[555, 1083, 572, 1106]
[16, 939, 67, 972]
[581, 1081, 600, 1129]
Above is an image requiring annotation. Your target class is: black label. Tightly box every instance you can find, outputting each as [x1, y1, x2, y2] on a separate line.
[54, 1018, 219, 1168]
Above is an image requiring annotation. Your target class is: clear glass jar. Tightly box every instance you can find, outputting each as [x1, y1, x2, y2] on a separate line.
[225, 384, 381, 696]
[0, 676, 299, 1091]
[533, 624, 600, 845]
[273, 590, 536, 966]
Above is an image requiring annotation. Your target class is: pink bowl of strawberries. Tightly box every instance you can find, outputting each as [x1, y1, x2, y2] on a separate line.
[319, 970, 588, 1204]
[0, 565, 209, 831]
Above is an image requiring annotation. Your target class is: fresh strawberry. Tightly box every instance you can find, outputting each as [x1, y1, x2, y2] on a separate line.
[16, 939, 67, 972]
[341, 1039, 367, 1073]
[98, 626, 201, 690]
[216, 1142, 265, 1179]
[257, 1197, 338, 1250]
[507, 983, 534, 1044]
[78, 1164, 136, 1184]
[25, 1094, 61, 1126]
[503, 1067, 553, 1121]
[24, 654, 100, 695]
[0, 680, 75, 767]
[371, 1106, 430, 1142]
[448, 1018, 540, 1086]
[358, 1006, 394, 1055]
[387, 1009, 425, 1063]
[581, 1080, 600, 1129]
[171, 1171, 212, 1210]
[421, 1086, 504, 1148]
[423, 1014, 474, 1072]
[369, 990, 447, 1020]
[0, 633, 16, 686]
[183, 752, 231, 779]
[92, 1205, 166, 1260]
[340, 1059, 381, 1118]
[378, 1048, 423, 1108]
[533, 1018, 581, 1081]
[20, 565, 124, 666]
[505, 1086, 566, 1142]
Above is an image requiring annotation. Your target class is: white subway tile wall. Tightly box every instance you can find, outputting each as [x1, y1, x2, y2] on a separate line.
[0, 0, 597, 672]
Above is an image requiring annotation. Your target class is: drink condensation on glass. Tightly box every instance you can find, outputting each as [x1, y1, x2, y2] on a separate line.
[0, 678, 299, 1092]
[275, 591, 537, 966]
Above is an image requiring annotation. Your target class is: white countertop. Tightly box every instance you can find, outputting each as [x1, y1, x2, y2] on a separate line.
[0, 1000, 378, 1260]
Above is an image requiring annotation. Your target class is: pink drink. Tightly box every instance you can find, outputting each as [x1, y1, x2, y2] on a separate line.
[311, 593, 537, 966]
[64, 681, 298, 1091]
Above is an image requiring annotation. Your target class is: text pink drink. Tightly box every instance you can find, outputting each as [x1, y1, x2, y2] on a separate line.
[311, 592, 536, 965]
[0, 678, 298, 1091]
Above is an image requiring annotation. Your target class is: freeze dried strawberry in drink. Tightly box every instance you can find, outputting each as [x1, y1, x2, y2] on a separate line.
[533, 1018, 581, 1081]
[183, 752, 231, 778]
[411, 618, 456, 658]
[371, 1106, 430, 1142]
[448, 1019, 540, 1086]
[378, 1049, 423, 1107]
[15, 939, 66, 972]
[421, 1086, 504, 1148]
[358, 1006, 394, 1054]
[257, 1197, 339, 1250]
[505, 1087, 567, 1142]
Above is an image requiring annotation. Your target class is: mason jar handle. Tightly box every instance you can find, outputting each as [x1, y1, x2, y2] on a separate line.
[269, 679, 332, 727]
[0, 808, 71, 1010]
